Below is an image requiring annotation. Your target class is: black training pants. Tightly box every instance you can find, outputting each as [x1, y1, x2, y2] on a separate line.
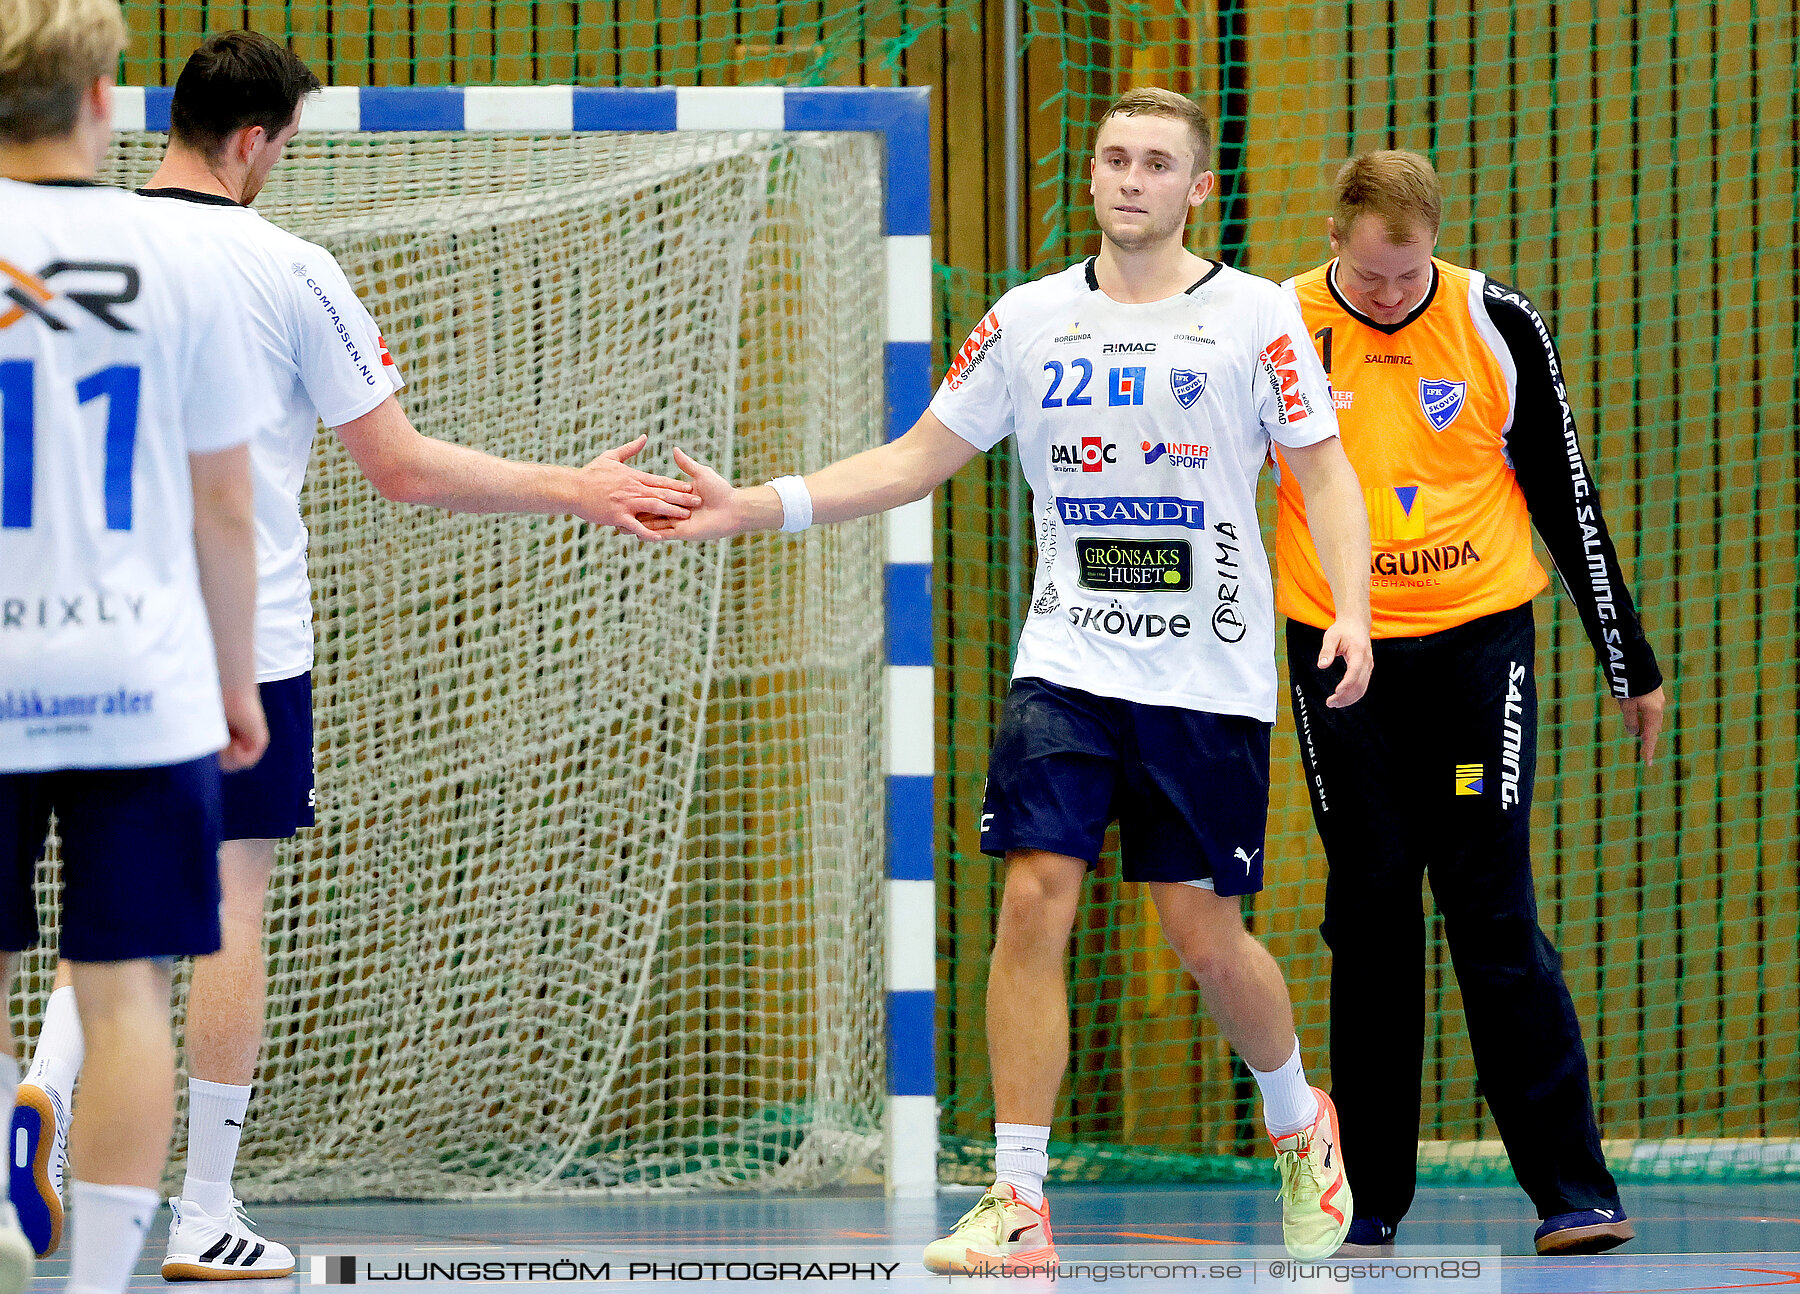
[1286, 603, 1621, 1224]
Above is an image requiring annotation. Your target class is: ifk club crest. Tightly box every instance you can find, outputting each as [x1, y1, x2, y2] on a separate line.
[1419, 378, 1467, 431]
[1170, 368, 1208, 409]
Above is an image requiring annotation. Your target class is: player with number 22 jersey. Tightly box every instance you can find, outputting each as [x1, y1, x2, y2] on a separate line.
[648, 87, 1374, 1268]
[934, 256, 1338, 723]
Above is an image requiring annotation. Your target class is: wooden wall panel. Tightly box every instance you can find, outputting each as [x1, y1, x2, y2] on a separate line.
[1712, 0, 1762, 1125]
[1747, 2, 1800, 1132]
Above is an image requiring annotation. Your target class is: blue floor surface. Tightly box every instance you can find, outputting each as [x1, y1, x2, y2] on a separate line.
[23, 1183, 1800, 1292]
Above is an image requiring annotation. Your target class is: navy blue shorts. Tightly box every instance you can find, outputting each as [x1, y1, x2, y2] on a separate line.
[979, 676, 1272, 896]
[0, 756, 224, 961]
[221, 672, 315, 841]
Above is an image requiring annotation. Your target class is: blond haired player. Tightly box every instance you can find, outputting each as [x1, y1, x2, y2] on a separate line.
[1276, 150, 1665, 1256]
[1, 2, 273, 1290]
[8, 28, 701, 1282]
[653, 87, 1373, 1267]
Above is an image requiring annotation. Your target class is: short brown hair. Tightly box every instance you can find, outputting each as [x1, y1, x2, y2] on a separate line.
[1333, 150, 1442, 242]
[1097, 87, 1213, 174]
[0, 0, 127, 143]
[169, 30, 320, 159]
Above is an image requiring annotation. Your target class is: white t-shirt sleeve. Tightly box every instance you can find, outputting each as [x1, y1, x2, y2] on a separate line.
[929, 302, 1013, 452]
[288, 247, 405, 429]
[179, 256, 270, 454]
[1255, 292, 1340, 450]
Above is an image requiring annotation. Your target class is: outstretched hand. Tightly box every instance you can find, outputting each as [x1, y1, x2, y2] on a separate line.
[1318, 618, 1373, 708]
[573, 435, 704, 540]
[633, 446, 766, 541]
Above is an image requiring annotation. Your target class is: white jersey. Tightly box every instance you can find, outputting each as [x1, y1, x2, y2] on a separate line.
[138, 189, 404, 683]
[0, 180, 269, 771]
[930, 258, 1339, 721]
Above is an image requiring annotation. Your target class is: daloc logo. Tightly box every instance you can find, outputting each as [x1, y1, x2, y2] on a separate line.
[1170, 368, 1207, 408]
[1419, 378, 1467, 431]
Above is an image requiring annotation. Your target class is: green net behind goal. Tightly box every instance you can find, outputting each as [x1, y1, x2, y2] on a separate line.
[43, 0, 1799, 1189]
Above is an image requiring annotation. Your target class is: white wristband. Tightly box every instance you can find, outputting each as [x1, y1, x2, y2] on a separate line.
[768, 475, 814, 533]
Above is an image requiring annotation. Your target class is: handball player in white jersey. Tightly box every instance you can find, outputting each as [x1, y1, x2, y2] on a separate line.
[2, 2, 271, 1290]
[8, 29, 702, 1282]
[652, 87, 1374, 1265]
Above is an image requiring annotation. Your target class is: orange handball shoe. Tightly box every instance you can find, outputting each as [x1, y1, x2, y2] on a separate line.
[1269, 1086, 1353, 1259]
[922, 1183, 1058, 1276]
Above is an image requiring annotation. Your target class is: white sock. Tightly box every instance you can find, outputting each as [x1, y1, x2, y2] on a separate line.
[182, 1079, 251, 1216]
[0, 1053, 17, 1204]
[1251, 1037, 1320, 1137]
[64, 1180, 159, 1294]
[24, 985, 83, 1109]
[993, 1122, 1050, 1209]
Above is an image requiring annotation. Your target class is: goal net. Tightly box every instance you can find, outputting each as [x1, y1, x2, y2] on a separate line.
[11, 126, 890, 1197]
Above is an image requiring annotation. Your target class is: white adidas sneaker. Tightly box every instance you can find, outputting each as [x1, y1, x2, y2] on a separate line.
[0, 1201, 32, 1294]
[161, 1197, 295, 1281]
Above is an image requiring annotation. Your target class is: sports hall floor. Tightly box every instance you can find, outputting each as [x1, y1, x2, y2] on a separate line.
[31, 1183, 1800, 1292]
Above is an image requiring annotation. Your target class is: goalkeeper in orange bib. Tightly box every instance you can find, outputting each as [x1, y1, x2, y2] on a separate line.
[1274, 150, 1666, 1257]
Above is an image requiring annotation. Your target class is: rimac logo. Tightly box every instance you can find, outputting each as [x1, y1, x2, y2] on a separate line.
[0, 259, 140, 333]
[1455, 763, 1484, 795]
[1102, 341, 1156, 353]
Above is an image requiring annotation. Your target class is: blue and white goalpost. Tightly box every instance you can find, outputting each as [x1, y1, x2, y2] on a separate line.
[109, 84, 938, 1198]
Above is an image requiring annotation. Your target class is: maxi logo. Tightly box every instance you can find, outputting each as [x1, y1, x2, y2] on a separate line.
[1257, 333, 1312, 424]
[1075, 538, 1192, 592]
[1108, 366, 1146, 406]
[1054, 496, 1205, 529]
[946, 309, 1000, 389]
[1419, 377, 1467, 431]
[0, 260, 140, 333]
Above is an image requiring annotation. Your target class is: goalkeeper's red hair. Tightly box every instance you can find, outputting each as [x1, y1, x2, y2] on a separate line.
[1332, 149, 1442, 244]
